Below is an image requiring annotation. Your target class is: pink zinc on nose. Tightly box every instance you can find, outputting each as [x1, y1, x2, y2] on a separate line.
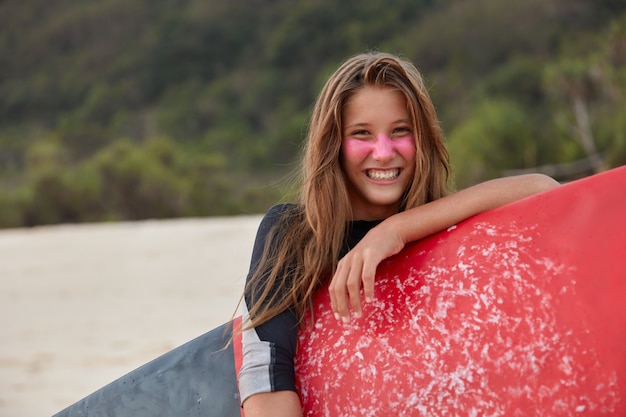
[374, 134, 415, 161]
[372, 134, 394, 160]
[342, 134, 416, 161]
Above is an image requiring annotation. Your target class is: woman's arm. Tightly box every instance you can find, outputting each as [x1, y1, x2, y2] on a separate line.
[243, 391, 303, 417]
[239, 204, 303, 416]
[329, 173, 560, 322]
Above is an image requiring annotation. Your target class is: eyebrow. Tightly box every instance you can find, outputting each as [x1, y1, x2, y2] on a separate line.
[344, 119, 412, 130]
[343, 122, 369, 130]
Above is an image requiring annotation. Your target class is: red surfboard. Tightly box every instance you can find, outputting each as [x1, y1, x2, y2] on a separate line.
[294, 166, 626, 416]
[55, 166, 626, 417]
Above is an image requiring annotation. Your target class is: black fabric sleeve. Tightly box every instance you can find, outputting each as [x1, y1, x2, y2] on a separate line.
[242, 203, 299, 394]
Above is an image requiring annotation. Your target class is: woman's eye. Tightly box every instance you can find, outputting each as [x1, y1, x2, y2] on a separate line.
[393, 127, 411, 135]
[351, 130, 370, 137]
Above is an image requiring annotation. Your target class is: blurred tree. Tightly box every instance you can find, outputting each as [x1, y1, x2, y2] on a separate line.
[447, 99, 540, 187]
[543, 59, 606, 174]
[0, 0, 624, 227]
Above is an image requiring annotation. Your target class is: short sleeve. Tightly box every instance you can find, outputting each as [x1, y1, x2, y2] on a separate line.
[238, 204, 299, 404]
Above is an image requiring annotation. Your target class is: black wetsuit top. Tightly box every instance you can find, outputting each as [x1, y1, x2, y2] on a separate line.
[238, 204, 381, 403]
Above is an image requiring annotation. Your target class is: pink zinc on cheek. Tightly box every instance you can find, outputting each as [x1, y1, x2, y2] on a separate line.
[391, 135, 416, 160]
[342, 138, 375, 160]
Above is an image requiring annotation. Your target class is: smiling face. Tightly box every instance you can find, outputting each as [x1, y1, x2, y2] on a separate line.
[340, 86, 417, 220]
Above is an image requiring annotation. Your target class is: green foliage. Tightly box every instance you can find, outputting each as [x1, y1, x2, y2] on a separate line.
[2, 136, 285, 226]
[448, 99, 538, 186]
[474, 57, 546, 107]
[0, 0, 625, 227]
[0, 190, 26, 228]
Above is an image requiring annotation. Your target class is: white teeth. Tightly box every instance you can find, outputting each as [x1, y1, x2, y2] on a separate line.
[367, 169, 399, 180]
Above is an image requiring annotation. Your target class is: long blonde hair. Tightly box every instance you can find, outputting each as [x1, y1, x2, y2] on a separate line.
[243, 52, 450, 329]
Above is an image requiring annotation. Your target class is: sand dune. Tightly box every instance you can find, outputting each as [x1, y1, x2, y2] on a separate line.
[0, 216, 262, 417]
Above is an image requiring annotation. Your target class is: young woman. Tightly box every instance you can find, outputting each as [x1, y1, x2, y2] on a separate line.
[238, 52, 559, 417]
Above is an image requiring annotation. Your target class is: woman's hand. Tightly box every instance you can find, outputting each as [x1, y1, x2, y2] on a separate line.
[328, 220, 405, 323]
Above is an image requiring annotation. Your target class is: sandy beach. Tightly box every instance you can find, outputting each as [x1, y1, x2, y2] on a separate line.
[0, 215, 262, 417]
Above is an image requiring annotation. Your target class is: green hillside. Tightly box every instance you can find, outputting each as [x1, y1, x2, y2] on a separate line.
[1, 0, 625, 227]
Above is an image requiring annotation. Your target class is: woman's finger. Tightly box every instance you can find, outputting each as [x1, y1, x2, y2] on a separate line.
[361, 255, 378, 303]
[346, 260, 363, 320]
[329, 260, 349, 320]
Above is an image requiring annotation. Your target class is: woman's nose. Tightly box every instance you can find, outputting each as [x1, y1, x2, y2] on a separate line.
[372, 134, 395, 161]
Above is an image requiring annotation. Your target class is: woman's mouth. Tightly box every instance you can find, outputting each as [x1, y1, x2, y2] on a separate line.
[366, 169, 400, 181]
